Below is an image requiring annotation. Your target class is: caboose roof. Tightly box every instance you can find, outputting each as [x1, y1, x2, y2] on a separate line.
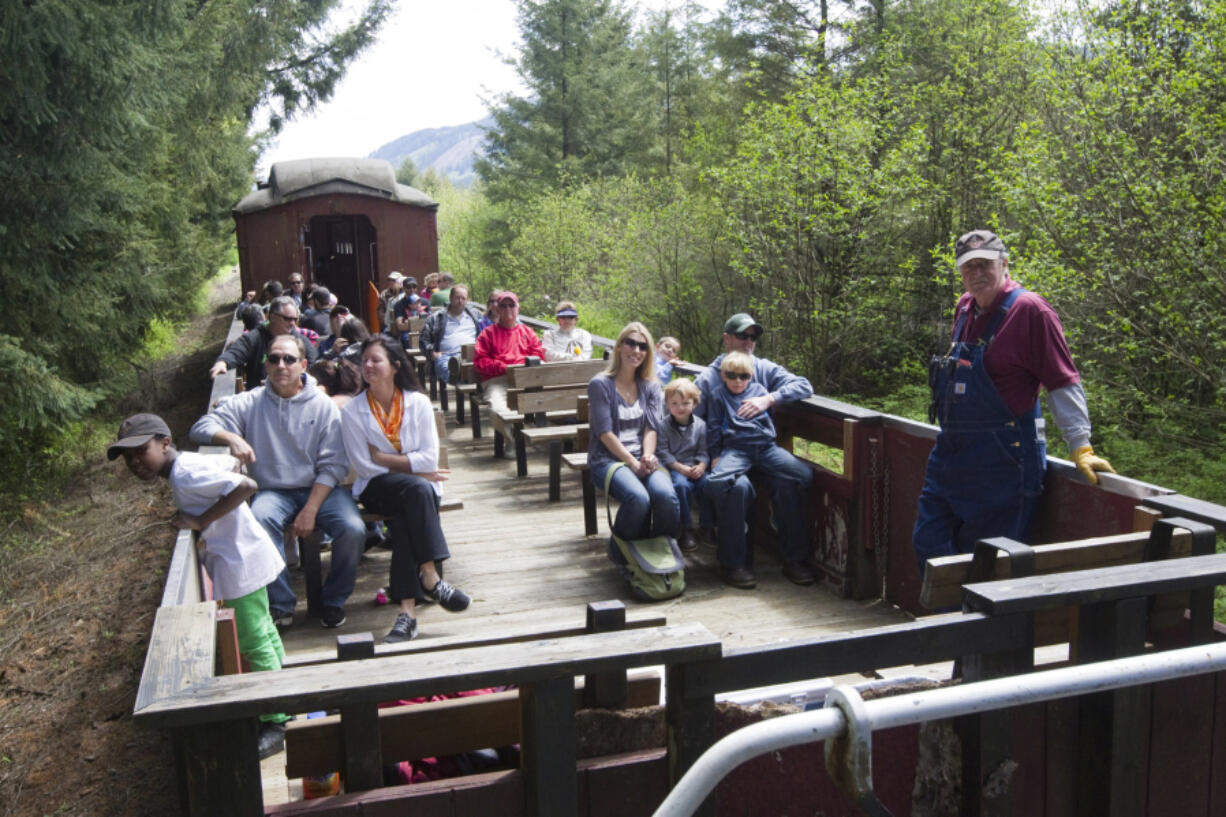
[233, 157, 438, 215]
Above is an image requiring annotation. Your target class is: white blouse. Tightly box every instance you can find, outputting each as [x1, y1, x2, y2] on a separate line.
[340, 390, 442, 498]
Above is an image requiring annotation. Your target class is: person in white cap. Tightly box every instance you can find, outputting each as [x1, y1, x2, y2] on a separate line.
[542, 300, 592, 361]
[913, 229, 1116, 574]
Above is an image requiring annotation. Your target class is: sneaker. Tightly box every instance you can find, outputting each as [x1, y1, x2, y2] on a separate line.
[271, 609, 294, 628]
[423, 578, 470, 612]
[257, 722, 285, 760]
[782, 560, 817, 586]
[679, 530, 699, 553]
[719, 565, 757, 590]
[320, 605, 347, 629]
[385, 612, 418, 643]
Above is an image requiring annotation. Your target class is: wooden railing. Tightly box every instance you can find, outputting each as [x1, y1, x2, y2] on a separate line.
[134, 314, 1226, 817]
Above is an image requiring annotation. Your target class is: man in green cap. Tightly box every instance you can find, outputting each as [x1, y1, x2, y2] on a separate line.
[695, 313, 816, 589]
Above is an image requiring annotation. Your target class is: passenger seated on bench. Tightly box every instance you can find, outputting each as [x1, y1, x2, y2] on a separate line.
[317, 305, 351, 357]
[654, 337, 684, 386]
[209, 295, 319, 384]
[193, 333, 365, 630]
[473, 290, 546, 415]
[658, 378, 710, 553]
[309, 358, 362, 410]
[478, 290, 499, 333]
[541, 301, 592, 361]
[420, 284, 484, 383]
[588, 322, 680, 543]
[705, 352, 815, 591]
[108, 413, 289, 760]
[341, 336, 471, 644]
[330, 316, 370, 365]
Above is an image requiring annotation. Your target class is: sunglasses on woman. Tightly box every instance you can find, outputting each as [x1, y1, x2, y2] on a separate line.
[722, 371, 751, 381]
[266, 353, 300, 366]
[621, 339, 649, 352]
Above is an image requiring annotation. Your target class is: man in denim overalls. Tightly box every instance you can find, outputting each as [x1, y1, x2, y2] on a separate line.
[913, 231, 1116, 571]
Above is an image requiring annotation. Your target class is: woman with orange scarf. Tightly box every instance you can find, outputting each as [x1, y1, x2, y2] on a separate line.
[340, 336, 470, 643]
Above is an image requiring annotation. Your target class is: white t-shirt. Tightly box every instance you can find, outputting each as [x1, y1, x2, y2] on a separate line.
[169, 451, 284, 601]
[440, 312, 478, 356]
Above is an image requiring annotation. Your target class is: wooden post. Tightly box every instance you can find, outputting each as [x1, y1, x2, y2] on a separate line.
[470, 394, 482, 437]
[548, 441, 563, 501]
[1076, 597, 1149, 817]
[215, 607, 242, 676]
[172, 720, 262, 817]
[337, 634, 383, 793]
[300, 533, 323, 619]
[666, 659, 718, 817]
[521, 676, 577, 817]
[583, 601, 627, 709]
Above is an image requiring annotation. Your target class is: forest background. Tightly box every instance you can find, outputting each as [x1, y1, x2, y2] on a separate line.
[2, 0, 1225, 517]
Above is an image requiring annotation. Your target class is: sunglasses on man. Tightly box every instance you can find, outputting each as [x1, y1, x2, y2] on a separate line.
[621, 339, 649, 352]
[733, 330, 761, 341]
[266, 353, 300, 366]
[272, 312, 298, 323]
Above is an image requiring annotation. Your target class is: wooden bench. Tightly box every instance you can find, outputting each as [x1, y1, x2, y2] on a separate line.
[300, 409, 463, 619]
[490, 359, 606, 476]
[283, 603, 668, 781]
[521, 395, 588, 501]
[920, 514, 1217, 649]
[133, 606, 721, 817]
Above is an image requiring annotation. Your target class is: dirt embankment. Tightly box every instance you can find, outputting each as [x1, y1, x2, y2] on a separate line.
[0, 274, 238, 817]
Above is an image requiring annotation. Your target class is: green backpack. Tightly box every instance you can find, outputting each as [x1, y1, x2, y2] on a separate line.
[604, 463, 686, 601]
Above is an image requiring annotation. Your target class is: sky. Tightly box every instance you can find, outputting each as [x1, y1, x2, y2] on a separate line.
[257, 0, 725, 175]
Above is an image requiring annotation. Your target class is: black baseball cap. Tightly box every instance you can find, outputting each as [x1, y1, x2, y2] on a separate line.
[107, 413, 172, 460]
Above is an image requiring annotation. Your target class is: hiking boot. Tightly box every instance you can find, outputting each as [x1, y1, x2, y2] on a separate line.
[679, 530, 699, 553]
[719, 565, 757, 590]
[320, 605, 347, 629]
[423, 578, 470, 612]
[385, 612, 418, 643]
[271, 609, 294, 628]
[782, 560, 817, 586]
[448, 355, 461, 383]
[257, 722, 285, 760]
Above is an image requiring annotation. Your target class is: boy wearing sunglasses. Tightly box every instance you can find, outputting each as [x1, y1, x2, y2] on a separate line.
[704, 352, 814, 589]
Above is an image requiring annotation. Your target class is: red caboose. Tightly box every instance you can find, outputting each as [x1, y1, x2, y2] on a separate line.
[232, 157, 438, 325]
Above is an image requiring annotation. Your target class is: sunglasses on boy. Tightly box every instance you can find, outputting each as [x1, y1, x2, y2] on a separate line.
[266, 353, 300, 366]
[733, 330, 761, 341]
[722, 371, 752, 381]
[621, 339, 649, 352]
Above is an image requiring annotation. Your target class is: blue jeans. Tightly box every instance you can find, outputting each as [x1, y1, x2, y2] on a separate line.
[432, 352, 458, 383]
[705, 444, 814, 569]
[668, 469, 712, 531]
[250, 487, 366, 614]
[591, 461, 680, 540]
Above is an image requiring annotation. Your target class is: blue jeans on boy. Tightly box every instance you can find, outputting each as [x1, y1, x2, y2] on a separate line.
[705, 443, 813, 569]
[591, 461, 680, 540]
[668, 469, 712, 531]
[250, 487, 366, 616]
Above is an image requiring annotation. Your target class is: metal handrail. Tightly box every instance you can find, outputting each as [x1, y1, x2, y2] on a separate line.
[653, 641, 1226, 817]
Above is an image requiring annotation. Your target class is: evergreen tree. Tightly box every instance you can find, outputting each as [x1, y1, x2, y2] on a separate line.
[477, 0, 649, 202]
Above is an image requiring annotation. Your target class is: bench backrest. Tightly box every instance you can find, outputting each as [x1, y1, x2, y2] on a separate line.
[511, 384, 588, 414]
[507, 359, 607, 389]
[923, 523, 1206, 646]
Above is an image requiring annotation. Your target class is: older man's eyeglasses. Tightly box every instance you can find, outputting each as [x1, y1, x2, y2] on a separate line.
[722, 371, 752, 381]
[733, 331, 761, 341]
[266, 354, 299, 366]
[621, 339, 649, 352]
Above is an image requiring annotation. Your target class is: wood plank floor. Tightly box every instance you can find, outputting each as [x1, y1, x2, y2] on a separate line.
[278, 401, 910, 659]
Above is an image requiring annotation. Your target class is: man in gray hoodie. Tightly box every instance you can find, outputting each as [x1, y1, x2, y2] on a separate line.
[191, 334, 365, 629]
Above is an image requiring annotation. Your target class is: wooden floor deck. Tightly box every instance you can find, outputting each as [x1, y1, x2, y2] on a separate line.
[278, 403, 910, 659]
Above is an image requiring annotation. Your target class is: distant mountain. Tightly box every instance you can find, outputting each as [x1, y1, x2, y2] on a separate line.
[369, 118, 490, 189]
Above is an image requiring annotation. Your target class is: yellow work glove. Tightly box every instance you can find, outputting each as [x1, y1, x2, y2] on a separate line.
[1073, 445, 1116, 485]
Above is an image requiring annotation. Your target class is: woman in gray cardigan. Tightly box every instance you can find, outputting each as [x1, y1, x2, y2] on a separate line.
[586, 322, 680, 541]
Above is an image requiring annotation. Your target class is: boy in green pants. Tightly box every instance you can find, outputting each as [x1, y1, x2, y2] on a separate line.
[108, 413, 290, 759]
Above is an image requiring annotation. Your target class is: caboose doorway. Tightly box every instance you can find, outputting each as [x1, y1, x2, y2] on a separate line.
[306, 215, 377, 323]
